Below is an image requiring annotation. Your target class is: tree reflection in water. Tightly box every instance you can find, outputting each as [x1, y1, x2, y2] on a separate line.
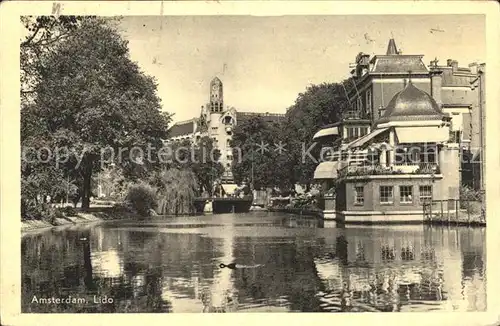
[21, 216, 486, 313]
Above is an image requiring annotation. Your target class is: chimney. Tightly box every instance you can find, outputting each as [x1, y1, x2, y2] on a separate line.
[451, 60, 458, 72]
[447, 59, 453, 67]
[469, 62, 479, 74]
[430, 70, 443, 107]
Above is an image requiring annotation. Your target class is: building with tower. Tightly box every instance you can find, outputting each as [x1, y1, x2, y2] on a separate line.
[312, 38, 485, 222]
[165, 77, 285, 185]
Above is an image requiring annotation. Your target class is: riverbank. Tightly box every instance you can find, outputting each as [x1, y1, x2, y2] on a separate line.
[21, 207, 138, 234]
[21, 213, 102, 234]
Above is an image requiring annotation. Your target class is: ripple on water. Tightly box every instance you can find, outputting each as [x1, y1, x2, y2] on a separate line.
[21, 217, 486, 313]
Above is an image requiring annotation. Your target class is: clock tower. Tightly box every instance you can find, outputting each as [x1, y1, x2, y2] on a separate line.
[209, 77, 223, 113]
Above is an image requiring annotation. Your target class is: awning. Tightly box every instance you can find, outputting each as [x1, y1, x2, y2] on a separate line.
[348, 128, 389, 149]
[313, 127, 339, 140]
[314, 162, 339, 179]
[395, 126, 449, 143]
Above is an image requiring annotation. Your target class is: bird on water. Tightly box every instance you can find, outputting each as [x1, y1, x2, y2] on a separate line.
[219, 263, 263, 270]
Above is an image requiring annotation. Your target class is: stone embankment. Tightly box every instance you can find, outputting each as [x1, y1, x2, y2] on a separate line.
[21, 213, 103, 233]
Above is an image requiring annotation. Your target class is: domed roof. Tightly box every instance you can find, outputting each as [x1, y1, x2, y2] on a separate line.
[377, 82, 445, 124]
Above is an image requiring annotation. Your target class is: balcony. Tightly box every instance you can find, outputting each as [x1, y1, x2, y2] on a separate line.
[339, 163, 440, 178]
[342, 110, 362, 120]
[341, 110, 372, 121]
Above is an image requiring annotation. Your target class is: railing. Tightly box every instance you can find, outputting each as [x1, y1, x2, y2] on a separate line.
[338, 163, 441, 177]
[342, 111, 363, 120]
[423, 199, 485, 225]
[392, 162, 439, 174]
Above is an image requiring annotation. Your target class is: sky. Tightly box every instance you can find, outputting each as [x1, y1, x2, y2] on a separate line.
[117, 15, 485, 123]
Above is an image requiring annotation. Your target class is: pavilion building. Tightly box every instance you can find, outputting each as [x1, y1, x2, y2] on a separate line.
[312, 38, 485, 223]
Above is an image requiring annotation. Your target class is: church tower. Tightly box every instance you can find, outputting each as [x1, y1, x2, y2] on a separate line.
[209, 77, 224, 113]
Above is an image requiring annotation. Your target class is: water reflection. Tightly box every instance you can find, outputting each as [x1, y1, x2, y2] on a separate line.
[22, 213, 486, 313]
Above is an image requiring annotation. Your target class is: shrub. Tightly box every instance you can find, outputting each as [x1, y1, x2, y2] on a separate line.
[23, 204, 56, 223]
[112, 202, 134, 213]
[62, 206, 78, 217]
[54, 208, 66, 220]
[125, 182, 158, 217]
[460, 185, 483, 202]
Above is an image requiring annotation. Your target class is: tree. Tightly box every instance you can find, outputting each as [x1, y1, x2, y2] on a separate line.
[22, 17, 171, 210]
[191, 136, 224, 196]
[151, 168, 198, 215]
[230, 116, 287, 190]
[21, 16, 91, 104]
[281, 82, 349, 189]
[161, 137, 224, 196]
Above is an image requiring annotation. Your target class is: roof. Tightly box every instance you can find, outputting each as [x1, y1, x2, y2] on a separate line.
[377, 82, 446, 124]
[386, 38, 399, 55]
[168, 119, 195, 137]
[210, 77, 222, 85]
[236, 112, 285, 124]
[372, 55, 428, 73]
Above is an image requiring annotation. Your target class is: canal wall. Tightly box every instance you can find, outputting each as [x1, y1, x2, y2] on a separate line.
[21, 208, 138, 234]
[268, 207, 323, 218]
[21, 213, 103, 233]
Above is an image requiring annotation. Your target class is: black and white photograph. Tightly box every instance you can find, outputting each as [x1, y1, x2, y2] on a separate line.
[1, 0, 499, 322]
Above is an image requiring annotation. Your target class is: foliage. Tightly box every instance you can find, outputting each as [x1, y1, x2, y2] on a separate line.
[21, 17, 172, 212]
[164, 137, 224, 196]
[152, 168, 198, 215]
[230, 82, 349, 191]
[61, 206, 78, 217]
[292, 194, 321, 210]
[21, 16, 92, 103]
[54, 208, 66, 220]
[324, 186, 336, 197]
[460, 185, 483, 202]
[125, 182, 158, 217]
[230, 116, 291, 190]
[415, 163, 440, 174]
[336, 165, 404, 179]
[281, 82, 349, 188]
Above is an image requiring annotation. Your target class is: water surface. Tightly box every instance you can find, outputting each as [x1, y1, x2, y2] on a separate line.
[22, 212, 486, 313]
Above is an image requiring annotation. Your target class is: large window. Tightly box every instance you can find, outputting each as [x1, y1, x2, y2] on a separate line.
[395, 146, 437, 165]
[420, 146, 437, 164]
[354, 186, 364, 205]
[380, 186, 393, 204]
[399, 185, 413, 204]
[419, 185, 433, 203]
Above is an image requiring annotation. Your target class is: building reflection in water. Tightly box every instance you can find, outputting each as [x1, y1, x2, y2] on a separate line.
[21, 215, 486, 313]
[311, 225, 486, 312]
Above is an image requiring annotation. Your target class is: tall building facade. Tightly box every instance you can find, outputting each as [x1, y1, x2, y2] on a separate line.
[317, 39, 485, 190]
[312, 38, 486, 222]
[166, 77, 285, 184]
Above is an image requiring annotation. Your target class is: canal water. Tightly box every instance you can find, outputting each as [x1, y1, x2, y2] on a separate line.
[22, 212, 486, 313]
